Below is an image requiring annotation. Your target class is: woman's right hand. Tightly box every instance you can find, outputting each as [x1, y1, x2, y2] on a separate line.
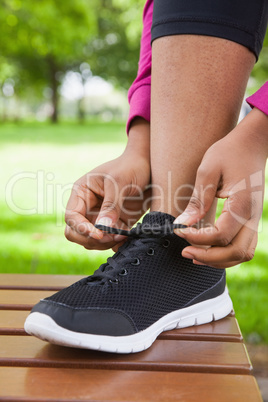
[64, 118, 151, 250]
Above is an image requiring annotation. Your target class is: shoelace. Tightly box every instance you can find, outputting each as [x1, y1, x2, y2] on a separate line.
[95, 221, 186, 238]
[88, 221, 186, 284]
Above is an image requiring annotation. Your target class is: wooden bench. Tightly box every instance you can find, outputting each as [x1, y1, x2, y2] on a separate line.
[0, 274, 263, 401]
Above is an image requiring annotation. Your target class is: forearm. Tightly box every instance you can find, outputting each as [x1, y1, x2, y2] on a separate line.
[124, 117, 150, 160]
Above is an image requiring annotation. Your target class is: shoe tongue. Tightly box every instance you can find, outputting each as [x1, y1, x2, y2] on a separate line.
[142, 212, 175, 227]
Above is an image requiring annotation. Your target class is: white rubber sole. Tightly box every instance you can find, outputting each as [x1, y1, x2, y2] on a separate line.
[24, 287, 232, 354]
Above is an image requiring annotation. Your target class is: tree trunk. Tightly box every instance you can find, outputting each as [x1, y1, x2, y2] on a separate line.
[48, 57, 59, 123]
[78, 97, 86, 123]
[78, 78, 87, 123]
[1, 96, 7, 122]
[14, 95, 21, 122]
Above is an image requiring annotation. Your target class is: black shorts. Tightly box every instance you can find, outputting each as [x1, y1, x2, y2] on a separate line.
[152, 0, 268, 60]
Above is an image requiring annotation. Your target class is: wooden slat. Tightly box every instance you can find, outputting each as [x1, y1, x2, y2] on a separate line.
[0, 290, 55, 310]
[0, 335, 252, 374]
[0, 367, 262, 401]
[0, 310, 242, 342]
[159, 316, 243, 342]
[0, 311, 29, 335]
[0, 274, 84, 290]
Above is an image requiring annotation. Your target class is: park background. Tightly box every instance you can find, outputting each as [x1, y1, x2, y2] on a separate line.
[0, 0, 268, 357]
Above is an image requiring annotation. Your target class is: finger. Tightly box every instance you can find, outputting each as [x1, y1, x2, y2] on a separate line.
[175, 205, 248, 247]
[65, 211, 103, 240]
[96, 174, 125, 227]
[181, 223, 257, 267]
[65, 215, 130, 245]
[113, 235, 127, 242]
[193, 258, 239, 268]
[176, 190, 260, 247]
[112, 240, 127, 252]
[65, 183, 102, 240]
[65, 225, 120, 250]
[208, 231, 258, 268]
[120, 187, 152, 224]
[174, 163, 220, 226]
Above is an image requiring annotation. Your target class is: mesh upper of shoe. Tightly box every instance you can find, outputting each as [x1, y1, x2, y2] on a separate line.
[44, 212, 224, 331]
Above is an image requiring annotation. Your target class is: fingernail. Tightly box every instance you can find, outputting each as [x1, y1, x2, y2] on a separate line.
[174, 227, 191, 237]
[182, 250, 195, 260]
[174, 213, 191, 225]
[96, 217, 113, 227]
[174, 229, 185, 238]
[114, 235, 127, 242]
[193, 260, 206, 266]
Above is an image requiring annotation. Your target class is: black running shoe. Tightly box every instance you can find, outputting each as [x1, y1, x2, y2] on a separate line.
[24, 212, 232, 353]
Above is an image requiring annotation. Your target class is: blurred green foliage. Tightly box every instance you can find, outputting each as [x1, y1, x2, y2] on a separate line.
[0, 0, 144, 122]
[0, 1, 267, 121]
[1, 0, 97, 121]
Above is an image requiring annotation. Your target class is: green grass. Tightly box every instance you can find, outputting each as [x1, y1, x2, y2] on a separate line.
[0, 120, 126, 274]
[0, 120, 268, 343]
[0, 120, 126, 145]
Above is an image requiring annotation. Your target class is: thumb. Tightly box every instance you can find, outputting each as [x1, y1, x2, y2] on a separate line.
[96, 175, 123, 227]
[174, 166, 219, 227]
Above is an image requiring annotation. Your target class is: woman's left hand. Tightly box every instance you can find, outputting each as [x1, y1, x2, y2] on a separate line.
[174, 108, 268, 268]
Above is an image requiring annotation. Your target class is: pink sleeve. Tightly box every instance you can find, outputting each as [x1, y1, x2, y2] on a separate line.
[126, 0, 153, 133]
[246, 81, 268, 116]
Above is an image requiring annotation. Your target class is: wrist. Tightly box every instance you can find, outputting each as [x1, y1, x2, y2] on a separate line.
[233, 107, 268, 158]
[124, 117, 150, 160]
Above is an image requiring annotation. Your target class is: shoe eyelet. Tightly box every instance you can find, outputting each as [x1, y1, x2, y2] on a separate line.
[131, 258, 140, 266]
[109, 278, 119, 284]
[163, 239, 170, 248]
[147, 248, 155, 256]
[119, 269, 128, 276]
